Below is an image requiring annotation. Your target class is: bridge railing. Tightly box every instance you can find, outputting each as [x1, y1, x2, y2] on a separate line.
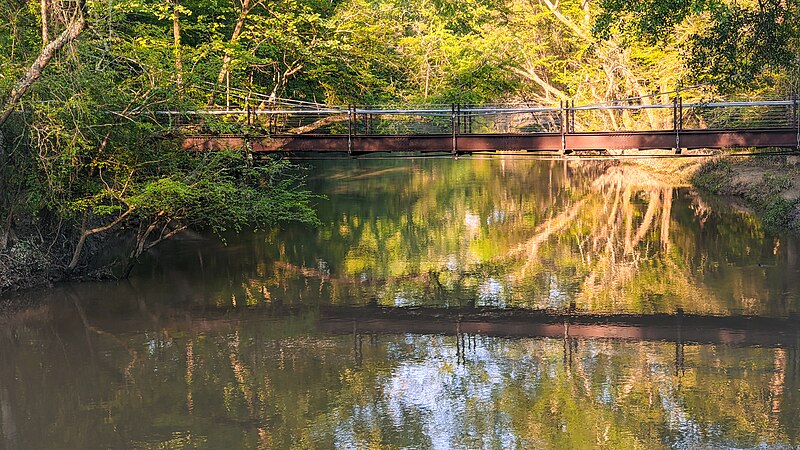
[159, 95, 800, 136]
[683, 100, 797, 130]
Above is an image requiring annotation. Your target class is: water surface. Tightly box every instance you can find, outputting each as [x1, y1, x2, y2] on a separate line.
[2, 157, 799, 449]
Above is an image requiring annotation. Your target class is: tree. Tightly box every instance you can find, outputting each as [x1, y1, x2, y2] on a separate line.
[595, 0, 800, 91]
[0, 0, 319, 278]
[0, 1, 87, 128]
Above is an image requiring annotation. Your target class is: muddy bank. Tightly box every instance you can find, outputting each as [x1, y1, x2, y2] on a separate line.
[692, 153, 800, 230]
[0, 231, 128, 295]
[0, 240, 55, 293]
[0, 244, 107, 295]
[622, 149, 800, 231]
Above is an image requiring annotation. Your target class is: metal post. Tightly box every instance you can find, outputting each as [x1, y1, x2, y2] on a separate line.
[560, 100, 566, 154]
[353, 105, 358, 136]
[457, 104, 462, 134]
[225, 71, 230, 112]
[675, 308, 684, 377]
[451, 103, 457, 156]
[673, 95, 677, 131]
[570, 100, 576, 133]
[463, 104, 468, 134]
[459, 104, 465, 134]
[348, 105, 354, 156]
[674, 94, 682, 154]
[794, 93, 799, 151]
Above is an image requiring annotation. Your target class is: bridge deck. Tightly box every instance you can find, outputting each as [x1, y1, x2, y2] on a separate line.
[182, 128, 799, 154]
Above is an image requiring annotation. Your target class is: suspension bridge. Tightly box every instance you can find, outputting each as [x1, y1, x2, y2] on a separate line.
[175, 89, 800, 155]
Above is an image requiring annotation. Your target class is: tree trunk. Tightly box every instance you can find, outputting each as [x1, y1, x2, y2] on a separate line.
[40, 0, 49, 46]
[208, 0, 252, 106]
[172, 0, 184, 96]
[0, 6, 86, 128]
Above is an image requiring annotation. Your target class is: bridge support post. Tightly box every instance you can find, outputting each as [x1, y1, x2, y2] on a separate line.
[673, 94, 683, 154]
[569, 100, 576, 133]
[451, 103, 458, 157]
[793, 93, 799, 152]
[348, 104, 354, 156]
[225, 71, 231, 112]
[458, 104, 467, 135]
[560, 101, 568, 155]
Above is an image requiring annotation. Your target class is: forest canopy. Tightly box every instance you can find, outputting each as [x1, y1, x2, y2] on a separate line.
[595, 0, 800, 91]
[3, 0, 796, 111]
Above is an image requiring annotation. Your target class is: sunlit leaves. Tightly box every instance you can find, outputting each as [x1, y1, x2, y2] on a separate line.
[595, 0, 800, 91]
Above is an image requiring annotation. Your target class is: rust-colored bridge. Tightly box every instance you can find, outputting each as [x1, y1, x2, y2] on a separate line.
[177, 97, 800, 154]
[183, 128, 799, 154]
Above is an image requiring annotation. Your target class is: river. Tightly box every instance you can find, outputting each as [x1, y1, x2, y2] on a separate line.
[1, 157, 799, 448]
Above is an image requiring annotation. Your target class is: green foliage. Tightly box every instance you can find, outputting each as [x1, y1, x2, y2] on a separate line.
[595, 0, 800, 91]
[1, 0, 797, 275]
[756, 172, 793, 196]
[692, 159, 732, 194]
[129, 151, 319, 235]
[694, 158, 800, 231]
[0, 0, 323, 272]
[761, 197, 797, 229]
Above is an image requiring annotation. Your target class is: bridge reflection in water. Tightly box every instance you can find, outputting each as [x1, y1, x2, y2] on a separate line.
[176, 94, 800, 154]
[2, 291, 800, 449]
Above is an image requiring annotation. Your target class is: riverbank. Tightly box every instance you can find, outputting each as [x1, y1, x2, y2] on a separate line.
[0, 240, 54, 293]
[691, 152, 800, 230]
[0, 235, 113, 295]
[624, 150, 800, 231]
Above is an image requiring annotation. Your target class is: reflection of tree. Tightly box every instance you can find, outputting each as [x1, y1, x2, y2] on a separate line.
[497, 339, 800, 448]
[234, 159, 591, 308]
[200, 159, 800, 316]
[562, 166, 708, 313]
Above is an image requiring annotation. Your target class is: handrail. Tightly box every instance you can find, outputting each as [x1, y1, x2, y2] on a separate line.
[153, 99, 798, 117]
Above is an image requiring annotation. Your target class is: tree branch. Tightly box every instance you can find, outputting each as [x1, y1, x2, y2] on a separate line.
[539, 0, 590, 41]
[0, 4, 86, 128]
[286, 114, 348, 134]
[208, 0, 253, 106]
[509, 66, 569, 100]
[68, 204, 135, 272]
